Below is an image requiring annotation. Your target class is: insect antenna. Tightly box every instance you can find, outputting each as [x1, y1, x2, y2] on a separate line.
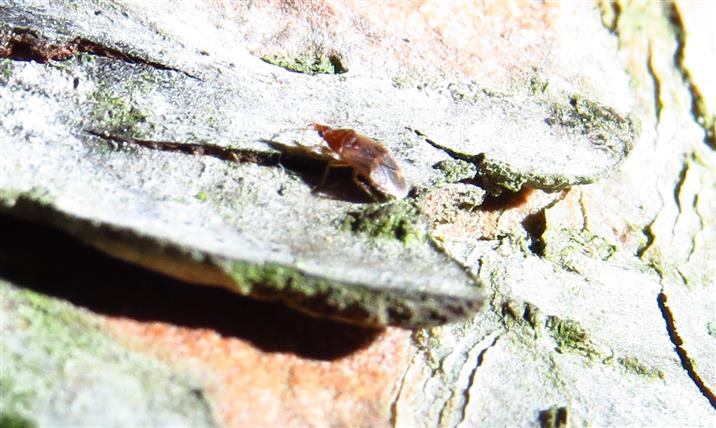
[268, 125, 308, 141]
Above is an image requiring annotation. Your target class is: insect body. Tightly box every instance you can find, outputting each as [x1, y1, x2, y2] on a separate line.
[311, 123, 409, 200]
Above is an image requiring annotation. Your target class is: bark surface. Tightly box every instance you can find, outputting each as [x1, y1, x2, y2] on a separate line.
[1, 1, 714, 426]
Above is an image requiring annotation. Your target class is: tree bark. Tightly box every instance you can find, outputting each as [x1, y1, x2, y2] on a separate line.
[1, 1, 714, 426]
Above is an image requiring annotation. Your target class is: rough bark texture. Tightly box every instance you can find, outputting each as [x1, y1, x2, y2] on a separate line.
[1, 1, 714, 427]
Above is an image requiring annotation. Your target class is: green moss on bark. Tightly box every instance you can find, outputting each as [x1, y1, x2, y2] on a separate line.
[0, 59, 13, 82]
[546, 94, 637, 157]
[341, 200, 428, 244]
[546, 315, 600, 359]
[261, 52, 346, 75]
[0, 282, 216, 426]
[433, 159, 477, 183]
[617, 356, 666, 380]
[0, 412, 36, 428]
[89, 89, 147, 135]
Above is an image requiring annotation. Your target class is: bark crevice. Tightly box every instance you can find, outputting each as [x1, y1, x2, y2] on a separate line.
[657, 290, 716, 409]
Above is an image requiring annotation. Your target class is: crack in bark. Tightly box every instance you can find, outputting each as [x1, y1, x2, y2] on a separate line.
[671, 160, 696, 260]
[657, 291, 716, 409]
[413, 127, 513, 202]
[454, 333, 502, 427]
[672, 160, 689, 214]
[686, 193, 705, 265]
[671, 159, 701, 265]
[85, 129, 280, 165]
[523, 210, 547, 256]
[578, 188, 590, 232]
[636, 217, 657, 260]
[84, 130, 346, 186]
[0, 27, 199, 79]
[434, 343, 469, 427]
[85, 130, 402, 203]
[646, 41, 663, 122]
[668, 4, 715, 149]
[410, 328, 504, 428]
[521, 189, 571, 257]
[389, 351, 416, 428]
[412, 128, 513, 203]
[675, 269, 689, 287]
[413, 128, 476, 163]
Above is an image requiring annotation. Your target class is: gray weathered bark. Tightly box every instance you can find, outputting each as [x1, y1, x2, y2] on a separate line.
[1, 1, 714, 426]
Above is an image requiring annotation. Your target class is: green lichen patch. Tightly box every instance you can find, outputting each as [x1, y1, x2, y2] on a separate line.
[569, 229, 617, 260]
[437, 95, 636, 192]
[450, 185, 486, 211]
[341, 200, 428, 244]
[391, 72, 442, 91]
[447, 80, 499, 103]
[226, 260, 400, 326]
[0, 375, 32, 421]
[0, 374, 36, 428]
[472, 155, 588, 194]
[0, 282, 215, 426]
[0, 59, 13, 82]
[261, 52, 346, 75]
[546, 315, 600, 359]
[529, 75, 550, 96]
[0, 187, 56, 209]
[75, 51, 96, 65]
[475, 158, 531, 193]
[83, 65, 161, 137]
[544, 228, 617, 267]
[0, 412, 36, 428]
[617, 356, 666, 380]
[707, 321, 716, 338]
[223, 260, 480, 328]
[195, 190, 208, 201]
[433, 159, 477, 183]
[88, 88, 148, 136]
[546, 95, 637, 156]
[226, 260, 335, 298]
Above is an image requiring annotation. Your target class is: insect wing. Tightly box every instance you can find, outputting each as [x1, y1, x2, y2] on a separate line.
[340, 135, 386, 177]
[369, 155, 409, 199]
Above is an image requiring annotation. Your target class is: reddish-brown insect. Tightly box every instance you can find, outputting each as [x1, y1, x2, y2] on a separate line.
[311, 123, 409, 200]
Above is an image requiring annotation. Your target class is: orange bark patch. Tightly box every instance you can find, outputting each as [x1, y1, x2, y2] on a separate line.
[345, 0, 561, 78]
[208, 0, 568, 83]
[106, 317, 411, 427]
[423, 185, 565, 242]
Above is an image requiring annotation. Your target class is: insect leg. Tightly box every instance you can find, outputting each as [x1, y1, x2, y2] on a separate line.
[351, 170, 379, 201]
[313, 160, 350, 194]
[319, 162, 333, 189]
